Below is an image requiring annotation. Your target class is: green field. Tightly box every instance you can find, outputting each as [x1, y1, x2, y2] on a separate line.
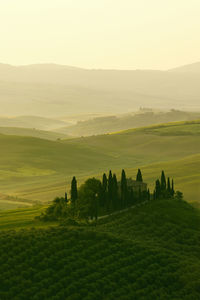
[1, 198, 200, 299]
[0, 120, 199, 209]
[0, 205, 53, 230]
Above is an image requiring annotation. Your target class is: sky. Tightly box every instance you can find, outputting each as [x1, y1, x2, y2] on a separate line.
[0, 0, 200, 70]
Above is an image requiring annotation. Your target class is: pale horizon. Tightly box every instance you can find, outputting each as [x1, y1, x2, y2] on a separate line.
[0, 61, 200, 71]
[1, 0, 200, 70]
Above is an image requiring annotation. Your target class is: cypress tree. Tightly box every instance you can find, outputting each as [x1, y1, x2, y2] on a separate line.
[121, 169, 128, 208]
[107, 170, 113, 213]
[65, 192, 68, 203]
[167, 177, 171, 192]
[112, 174, 118, 211]
[71, 176, 78, 205]
[102, 173, 108, 209]
[171, 179, 175, 196]
[136, 169, 143, 182]
[102, 173, 107, 192]
[161, 170, 166, 192]
[167, 177, 171, 198]
[155, 179, 161, 199]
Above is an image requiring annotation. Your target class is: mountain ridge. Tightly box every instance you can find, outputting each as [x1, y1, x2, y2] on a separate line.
[0, 62, 200, 116]
[0, 61, 200, 72]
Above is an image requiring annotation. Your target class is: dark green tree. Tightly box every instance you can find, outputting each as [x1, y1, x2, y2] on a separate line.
[136, 169, 143, 182]
[167, 177, 171, 193]
[71, 176, 78, 205]
[171, 179, 175, 196]
[102, 173, 108, 209]
[107, 170, 113, 213]
[77, 178, 101, 220]
[112, 174, 119, 211]
[121, 169, 128, 208]
[161, 170, 166, 192]
[65, 192, 68, 203]
[155, 179, 161, 199]
[175, 190, 183, 201]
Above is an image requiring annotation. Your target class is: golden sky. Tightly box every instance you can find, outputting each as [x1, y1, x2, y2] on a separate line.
[0, 0, 200, 69]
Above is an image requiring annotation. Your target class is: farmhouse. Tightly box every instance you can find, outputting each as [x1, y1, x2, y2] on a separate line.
[126, 178, 147, 193]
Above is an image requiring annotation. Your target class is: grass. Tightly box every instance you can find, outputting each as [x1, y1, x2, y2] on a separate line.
[0, 120, 199, 208]
[0, 205, 55, 230]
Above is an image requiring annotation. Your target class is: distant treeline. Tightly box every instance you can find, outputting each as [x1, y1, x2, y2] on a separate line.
[40, 169, 181, 222]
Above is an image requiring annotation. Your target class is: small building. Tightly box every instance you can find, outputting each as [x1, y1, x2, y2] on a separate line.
[126, 178, 147, 193]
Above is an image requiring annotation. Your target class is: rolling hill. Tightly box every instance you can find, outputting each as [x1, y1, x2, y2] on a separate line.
[0, 127, 70, 141]
[0, 62, 200, 116]
[1, 198, 200, 299]
[55, 110, 200, 136]
[169, 61, 200, 73]
[0, 115, 68, 130]
[0, 120, 199, 209]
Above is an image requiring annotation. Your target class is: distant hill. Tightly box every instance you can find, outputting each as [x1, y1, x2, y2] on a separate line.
[0, 115, 68, 130]
[0, 62, 200, 116]
[55, 110, 200, 136]
[169, 61, 200, 73]
[0, 127, 70, 141]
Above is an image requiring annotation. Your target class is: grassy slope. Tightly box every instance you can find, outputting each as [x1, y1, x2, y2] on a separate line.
[1, 198, 200, 299]
[0, 127, 70, 141]
[56, 111, 200, 136]
[0, 120, 199, 208]
[0, 206, 48, 230]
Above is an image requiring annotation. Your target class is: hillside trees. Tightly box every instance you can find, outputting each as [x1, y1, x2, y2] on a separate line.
[108, 170, 113, 213]
[112, 174, 119, 211]
[41, 168, 181, 222]
[121, 169, 128, 209]
[154, 171, 175, 200]
[71, 176, 78, 205]
[102, 173, 108, 209]
[40, 197, 68, 221]
[136, 169, 143, 182]
[77, 178, 101, 220]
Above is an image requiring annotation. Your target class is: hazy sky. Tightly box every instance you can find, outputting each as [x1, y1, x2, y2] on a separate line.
[0, 0, 200, 69]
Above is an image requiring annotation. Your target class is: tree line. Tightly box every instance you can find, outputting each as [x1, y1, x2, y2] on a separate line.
[40, 169, 181, 222]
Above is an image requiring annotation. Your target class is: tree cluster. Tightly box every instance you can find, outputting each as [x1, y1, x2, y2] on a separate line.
[153, 171, 175, 200]
[73, 169, 150, 220]
[41, 169, 181, 222]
